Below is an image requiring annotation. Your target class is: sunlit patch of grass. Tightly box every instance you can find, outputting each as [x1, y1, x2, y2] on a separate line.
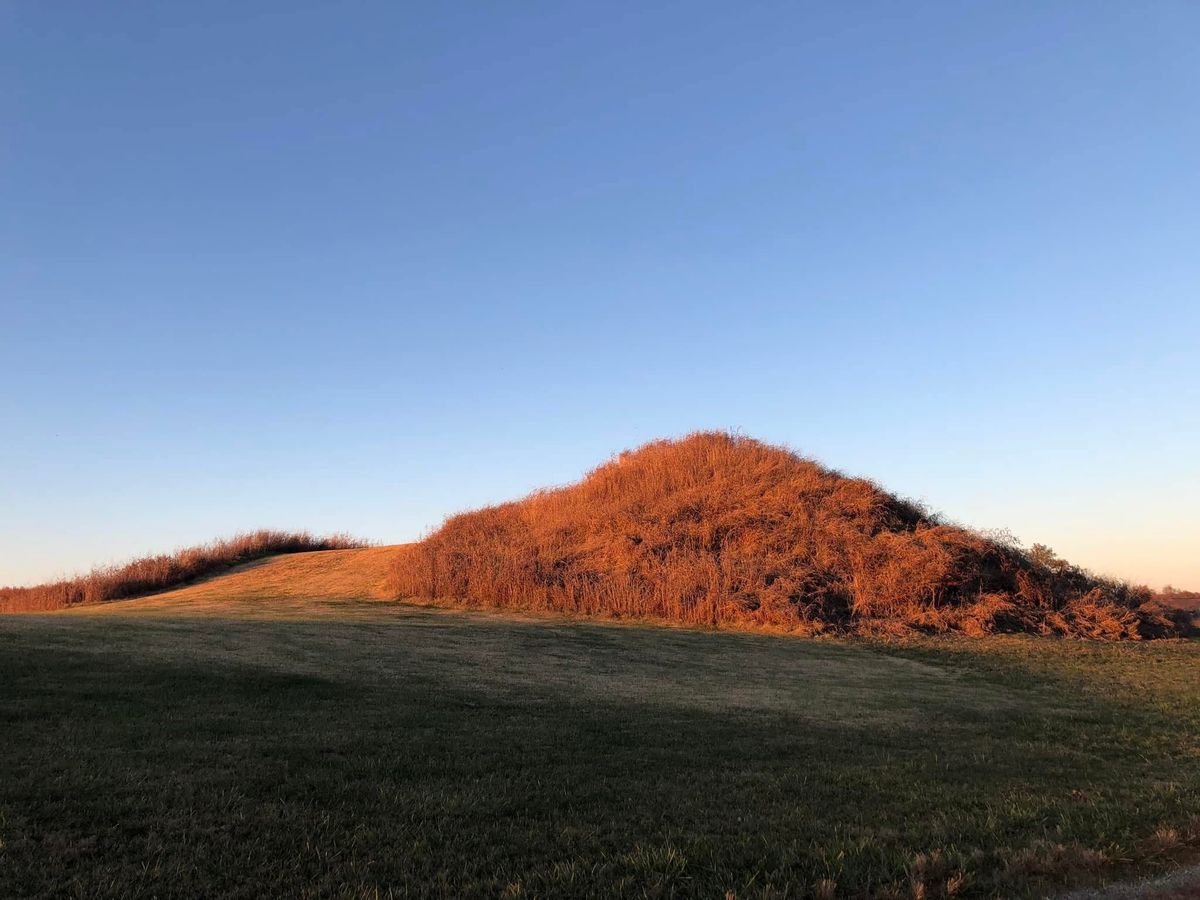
[0, 530, 366, 612]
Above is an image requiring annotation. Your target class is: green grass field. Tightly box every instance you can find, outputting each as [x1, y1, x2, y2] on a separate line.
[2, 593, 1198, 899]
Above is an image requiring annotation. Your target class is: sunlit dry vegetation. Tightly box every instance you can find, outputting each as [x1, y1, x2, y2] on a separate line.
[0, 530, 364, 613]
[1156, 585, 1200, 614]
[392, 433, 1189, 639]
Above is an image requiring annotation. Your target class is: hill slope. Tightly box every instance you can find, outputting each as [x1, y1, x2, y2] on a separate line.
[392, 432, 1185, 639]
[75, 546, 402, 615]
[0, 530, 365, 613]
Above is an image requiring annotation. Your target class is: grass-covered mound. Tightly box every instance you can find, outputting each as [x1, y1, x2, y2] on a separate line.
[0, 530, 365, 613]
[392, 433, 1185, 639]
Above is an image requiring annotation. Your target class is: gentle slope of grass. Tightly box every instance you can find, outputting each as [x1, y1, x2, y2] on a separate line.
[0, 530, 366, 613]
[1, 558, 1197, 898]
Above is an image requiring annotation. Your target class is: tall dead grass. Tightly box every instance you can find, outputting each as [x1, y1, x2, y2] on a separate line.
[1156, 586, 1200, 613]
[0, 530, 365, 613]
[391, 433, 1187, 639]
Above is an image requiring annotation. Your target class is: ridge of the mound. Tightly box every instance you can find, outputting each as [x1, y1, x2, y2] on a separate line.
[391, 432, 1186, 639]
[0, 530, 366, 613]
[72, 546, 403, 614]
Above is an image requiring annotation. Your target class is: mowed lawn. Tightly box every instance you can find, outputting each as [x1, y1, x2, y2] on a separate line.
[1, 592, 1198, 899]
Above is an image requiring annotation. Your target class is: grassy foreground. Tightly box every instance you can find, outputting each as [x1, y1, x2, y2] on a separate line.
[1, 585, 1198, 898]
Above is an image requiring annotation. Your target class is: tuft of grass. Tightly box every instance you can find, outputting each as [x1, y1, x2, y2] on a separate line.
[390, 432, 1187, 640]
[0, 530, 366, 613]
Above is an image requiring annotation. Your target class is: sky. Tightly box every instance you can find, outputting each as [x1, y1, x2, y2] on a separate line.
[2, 2, 1198, 589]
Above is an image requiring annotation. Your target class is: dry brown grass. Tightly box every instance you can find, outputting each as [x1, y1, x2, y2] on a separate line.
[391, 432, 1188, 640]
[0, 530, 366, 613]
[1156, 587, 1200, 615]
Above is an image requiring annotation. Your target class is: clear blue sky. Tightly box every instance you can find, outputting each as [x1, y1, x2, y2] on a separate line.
[2, 2, 1198, 589]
